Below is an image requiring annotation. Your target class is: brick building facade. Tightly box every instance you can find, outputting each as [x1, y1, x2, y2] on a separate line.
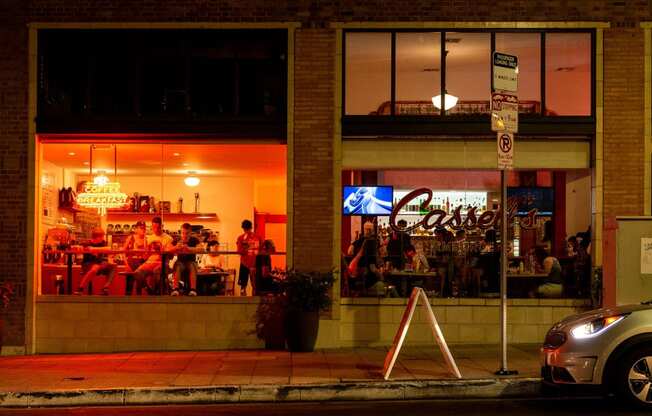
[0, 1, 649, 352]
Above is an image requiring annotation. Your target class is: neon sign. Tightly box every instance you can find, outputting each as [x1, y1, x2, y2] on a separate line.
[76, 182, 128, 216]
[389, 188, 537, 233]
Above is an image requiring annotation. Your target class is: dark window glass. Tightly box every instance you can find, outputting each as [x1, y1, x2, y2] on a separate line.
[495, 33, 542, 115]
[345, 33, 391, 115]
[545, 33, 591, 116]
[190, 58, 236, 116]
[395, 32, 441, 116]
[445, 32, 491, 115]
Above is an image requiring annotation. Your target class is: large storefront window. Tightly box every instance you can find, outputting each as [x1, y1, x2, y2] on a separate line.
[39, 141, 287, 297]
[341, 169, 592, 299]
[343, 30, 593, 118]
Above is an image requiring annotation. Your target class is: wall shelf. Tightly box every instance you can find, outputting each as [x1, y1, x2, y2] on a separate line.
[106, 212, 219, 222]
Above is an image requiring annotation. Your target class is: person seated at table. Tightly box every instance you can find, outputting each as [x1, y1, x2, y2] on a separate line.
[200, 240, 224, 270]
[133, 216, 174, 295]
[74, 227, 115, 296]
[532, 247, 563, 298]
[386, 219, 414, 271]
[123, 220, 148, 271]
[171, 223, 201, 296]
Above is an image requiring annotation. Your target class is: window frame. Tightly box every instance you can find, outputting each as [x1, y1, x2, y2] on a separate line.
[342, 28, 596, 137]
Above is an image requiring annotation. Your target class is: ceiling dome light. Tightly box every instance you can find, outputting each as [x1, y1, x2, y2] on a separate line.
[432, 93, 459, 111]
[93, 171, 110, 186]
[184, 172, 200, 187]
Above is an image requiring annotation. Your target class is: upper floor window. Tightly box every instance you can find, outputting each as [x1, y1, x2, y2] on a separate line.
[37, 29, 288, 135]
[344, 30, 593, 118]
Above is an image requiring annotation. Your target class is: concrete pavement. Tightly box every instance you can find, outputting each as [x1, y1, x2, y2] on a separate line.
[0, 344, 543, 407]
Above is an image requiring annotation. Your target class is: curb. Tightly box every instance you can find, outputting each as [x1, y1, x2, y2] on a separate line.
[0, 378, 543, 408]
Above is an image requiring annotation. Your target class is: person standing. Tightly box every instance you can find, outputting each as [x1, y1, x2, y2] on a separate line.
[386, 219, 413, 271]
[133, 216, 174, 295]
[171, 223, 201, 296]
[236, 219, 262, 296]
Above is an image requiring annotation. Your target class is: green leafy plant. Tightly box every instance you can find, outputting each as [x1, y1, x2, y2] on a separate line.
[0, 282, 13, 310]
[282, 270, 335, 312]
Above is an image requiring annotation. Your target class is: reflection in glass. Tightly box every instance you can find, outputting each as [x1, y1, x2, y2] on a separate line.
[395, 32, 441, 115]
[345, 33, 391, 115]
[545, 33, 591, 116]
[445, 32, 491, 115]
[495, 33, 542, 115]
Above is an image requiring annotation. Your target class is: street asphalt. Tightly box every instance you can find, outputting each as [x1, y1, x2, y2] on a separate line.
[0, 398, 646, 416]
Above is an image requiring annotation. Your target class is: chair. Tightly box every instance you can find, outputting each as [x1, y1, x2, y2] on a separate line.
[224, 268, 236, 296]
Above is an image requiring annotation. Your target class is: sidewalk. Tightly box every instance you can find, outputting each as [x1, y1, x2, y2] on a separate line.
[0, 344, 542, 407]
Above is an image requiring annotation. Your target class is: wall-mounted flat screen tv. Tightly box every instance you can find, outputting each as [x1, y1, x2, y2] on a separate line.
[507, 187, 554, 216]
[343, 186, 393, 215]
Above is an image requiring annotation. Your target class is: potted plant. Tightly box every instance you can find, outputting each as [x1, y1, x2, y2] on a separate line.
[282, 270, 335, 352]
[0, 282, 14, 349]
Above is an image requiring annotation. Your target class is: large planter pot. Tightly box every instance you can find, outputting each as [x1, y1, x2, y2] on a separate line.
[285, 310, 319, 352]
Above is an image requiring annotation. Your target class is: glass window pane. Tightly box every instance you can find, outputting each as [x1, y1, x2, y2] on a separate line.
[545, 33, 591, 116]
[445, 32, 491, 115]
[495, 33, 541, 115]
[395, 32, 441, 116]
[345, 33, 391, 115]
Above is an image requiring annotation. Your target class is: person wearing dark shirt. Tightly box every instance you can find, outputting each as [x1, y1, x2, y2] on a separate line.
[75, 227, 115, 296]
[574, 238, 591, 297]
[386, 219, 414, 271]
[349, 222, 381, 290]
[171, 223, 200, 296]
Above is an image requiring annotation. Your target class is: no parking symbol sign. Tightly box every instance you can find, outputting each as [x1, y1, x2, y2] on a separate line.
[497, 132, 514, 170]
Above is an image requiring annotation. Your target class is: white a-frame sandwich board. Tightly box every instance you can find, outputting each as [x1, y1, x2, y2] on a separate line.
[383, 287, 462, 380]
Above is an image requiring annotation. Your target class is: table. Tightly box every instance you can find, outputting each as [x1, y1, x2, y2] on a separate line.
[196, 269, 232, 295]
[47, 249, 285, 295]
[506, 273, 547, 297]
[386, 271, 441, 297]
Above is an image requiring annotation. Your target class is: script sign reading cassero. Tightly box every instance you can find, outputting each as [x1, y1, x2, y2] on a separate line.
[388, 188, 537, 233]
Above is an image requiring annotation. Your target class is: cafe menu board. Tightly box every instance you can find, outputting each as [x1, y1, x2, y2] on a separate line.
[41, 171, 57, 225]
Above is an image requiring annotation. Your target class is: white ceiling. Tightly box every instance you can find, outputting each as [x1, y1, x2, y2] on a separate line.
[43, 143, 287, 178]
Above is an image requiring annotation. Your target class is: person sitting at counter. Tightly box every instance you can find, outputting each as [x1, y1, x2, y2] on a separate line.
[74, 227, 115, 296]
[122, 220, 148, 295]
[133, 216, 174, 295]
[532, 247, 563, 298]
[200, 240, 224, 270]
[171, 223, 200, 296]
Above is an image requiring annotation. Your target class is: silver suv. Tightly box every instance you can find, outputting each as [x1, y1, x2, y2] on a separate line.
[541, 302, 652, 408]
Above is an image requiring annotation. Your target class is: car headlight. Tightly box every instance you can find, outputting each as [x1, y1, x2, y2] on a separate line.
[570, 315, 627, 339]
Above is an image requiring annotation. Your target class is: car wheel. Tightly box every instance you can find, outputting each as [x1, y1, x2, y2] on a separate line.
[615, 347, 652, 408]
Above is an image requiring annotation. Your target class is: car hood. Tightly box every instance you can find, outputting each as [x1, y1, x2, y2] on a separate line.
[552, 304, 652, 331]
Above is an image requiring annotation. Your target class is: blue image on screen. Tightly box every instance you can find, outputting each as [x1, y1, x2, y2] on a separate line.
[343, 186, 393, 215]
[507, 187, 554, 216]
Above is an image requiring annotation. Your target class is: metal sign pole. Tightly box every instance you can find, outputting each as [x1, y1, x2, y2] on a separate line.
[493, 50, 519, 377]
[496, 168, 517, 376]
